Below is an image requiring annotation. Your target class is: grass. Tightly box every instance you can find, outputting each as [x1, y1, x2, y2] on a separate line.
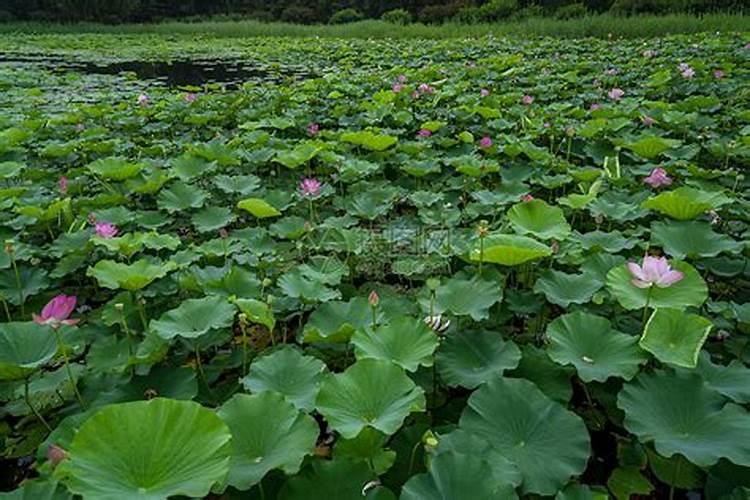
[0, 13, 748, 39]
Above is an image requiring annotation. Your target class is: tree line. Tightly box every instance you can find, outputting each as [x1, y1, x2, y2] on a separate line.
[0, 0, 743, 24]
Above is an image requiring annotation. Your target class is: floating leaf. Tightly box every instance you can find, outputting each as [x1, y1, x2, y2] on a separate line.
[55, 399, 231, 499]
[428, 274, 503, 321]
[640, 308, 712, 368]
[508, 200, 571, 240]
[546, 312, 646, 382]
[315, 359, 425, 439]
[642, 187, 732, 220]
[241, 346, 325, 411]
[236, 198, 282, 218]
[302, 297, 373, 343]
[623, 136, 681, 159]
[401, 451, 518, 500]
[651, 220, 742, 259]
[0, 322, 57, 380]
[618, 370, 750, 467]
[533, 269, 603, 307]
[275, 143, 321, 169]
[458, 376, 590, 495]
[341, 130, 397, 151]
[150, 296, 236, 340]
[87, 157, 144, 181]
[352, 316, 438, 372]
[470, 234, 551, 266]
[87, 259, 175, 291]
[436, 330, 521, 389]
[218, 392, 318, 490]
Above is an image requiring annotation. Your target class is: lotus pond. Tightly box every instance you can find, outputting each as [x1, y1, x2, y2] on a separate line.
[1, 32, 749, 499]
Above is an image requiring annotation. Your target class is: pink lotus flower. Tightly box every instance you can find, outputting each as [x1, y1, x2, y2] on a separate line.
[678, 63, 695, 78]
[713, 70, 725, 79]
[59, 176, 68, 195]
[643, 167, 672, 188]
[522, 94, 534, 105]
[47, 445, 67, 468]
[95, 222, 119, 238]
[392, 83, 404, 93]
[608, 88, 624, 101]
[184, 93, 197, 103]
[627, 256, 684, 289]
[641, 115, 656, 126]
[300, 178, 321, 197]
[521, 194, 534, 202]
[590, 103, 602, 111]
[479, 136, 492, 148]
[368, 290, 379, 307]
[397, 74, 407, 83]
[307, 123, 320, 136]
[418, 83, 434, 94]
[480, 88, 490, 97]
[745, 42, 750, 49]
[137, 93, 150, 106]
[417, 128, 432, 138]
[33, 295, 79, 328]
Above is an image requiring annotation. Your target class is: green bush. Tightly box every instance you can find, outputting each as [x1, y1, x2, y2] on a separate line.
[381, 8, 412, 25]
[555, 2, 589, 18]
[418, 3, 464, 24]
[510, 4, 545, 19]
[478, 0, 519, 21]
[454, 6, 482, 23]
[280, 5, 319, 24]
[330, 8, 364, 24]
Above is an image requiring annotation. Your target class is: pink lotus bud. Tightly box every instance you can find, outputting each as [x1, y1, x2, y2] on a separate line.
[47, 445, 67, 467]
[522, 94, 534, 105]
[479, 136, 492, 149]
[368, 290, 379, 307]
[58, 176, 68, 195]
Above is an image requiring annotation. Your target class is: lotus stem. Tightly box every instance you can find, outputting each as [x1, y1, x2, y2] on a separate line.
[134, 292, 149, 332]
[53, 328, 86, 410]
[1, 296, 11, 321]
[25, 377, 52, 432]
[641, 287, 653, 332]
[119, 310, 135, 377]
[10, 252, 23, 317]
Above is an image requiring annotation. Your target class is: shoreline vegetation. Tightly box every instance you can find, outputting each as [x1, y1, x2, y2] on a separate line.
[1, 13, 748, 39]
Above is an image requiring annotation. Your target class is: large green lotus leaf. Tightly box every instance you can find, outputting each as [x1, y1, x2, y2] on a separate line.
[623, 136, 681, 159]
[275, 143, 321, 169]
[686, 352, 750, 404]
[315, 359, 425, 439]
[576, 230, 638, 253]
[0, 480, 70, 499]
[646, 448, 704, 489]
[302, 297, 374, 343]
[55, 399, 232, 499]
[0, 322, 57, 380]
[470, 234, 551, 266]
[352, 316, 438, 372]
[533, 269, 603, 307]
[0, 267, 49, 305]
[0, 161, 25, 179]
[170, 154, 217, 180]
[436, 430, 522, 489]
[218, 392, 318, 491]
[458, 376, 590, 495]
[641, 187, 732, 220]
[278, 268, 341, 303]
[190, 141, 240, 166]
[237, 197, 282, 218]
[555, 484, 609, 500]
[606, 261, 707, 310]
[195, 265, 261, 298]
[607, 467, 654, 500]
[278, 459, 395, 500]
[640, 308, 712, 368]
[157, 182, 208, 213]
[87, 259, 176, 291]
[546, 312, 646, 382]
[651, 221, 742, 259]
[234, 298, 275, 332]
[333, 427, 396, 475]
[436, 329, 521, 389]
[191, 206, 235, 233]
[507, 200, 571, 240]
[150, 296, 236, 340]
[341, 130, 398, 151]
[618, 371, 750, 467]
[87, 157, 144, 181]
[401, 451, 518, 500]
[241, 346, 325, 411]
[509, 345, 574, 403]
[430, 274, 503, 321]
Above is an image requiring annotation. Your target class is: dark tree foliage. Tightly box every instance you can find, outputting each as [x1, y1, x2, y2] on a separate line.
[0, 0, 742, 23]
